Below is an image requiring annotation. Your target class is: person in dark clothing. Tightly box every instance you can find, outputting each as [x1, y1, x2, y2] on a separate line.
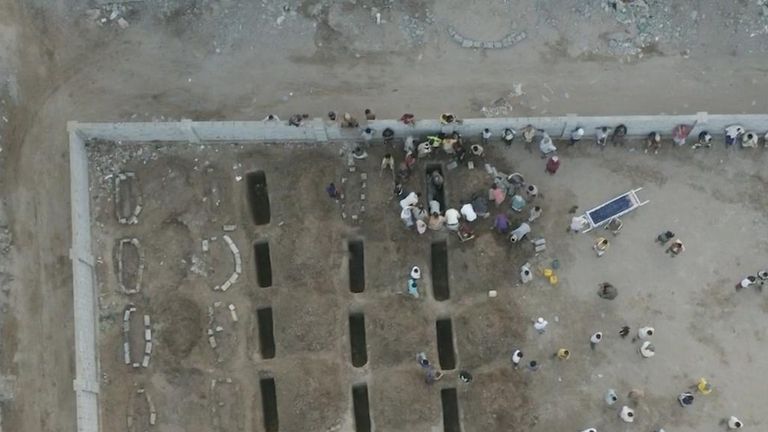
[612, 124, 628, 146]
[326, 183, 340, 199]
[656, 231, 675, 244]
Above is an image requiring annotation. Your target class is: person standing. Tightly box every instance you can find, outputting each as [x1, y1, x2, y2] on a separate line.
[678, 392, 694, 407]
[538, 130, 557, 156]
[554, 348, 571, 360]
[400, 206, 414, 228]
[364, 108, 376, 121]
[637, 326, 654, 340]
[404, 135, 415, 154]
[493, 213, 510, 234]
[399, 113, 415, 126]
[656, 230, 675, 244]
[570, 127, 584, 145]
[692, 130, 712, 149]
[533, 317, 548, 334]
[645, 131, 662, 154]
[459, 370, 473, 383]
[590, 332, 603, 349]
[326, 183, 340, 199]
[525, 184, 538, 200]
[416, 352, 430, 368]
[342, 112, 359, 128]
[400, 191, 420, 209]
[393, 183, 407, 201]
[460, 203, 478, 222]
[361, 127, 374, 143]
[595, 126, 610, 148]
[619, 326, 630, 338]
[736, 275, 757, 290]
[726, 416, 744, 429]
[672, 122, 696, 146]
[545, 156, 560, 175]
[528, 206, 542, 223]
[431, 170, 445, 189]
[520, 264, 533, 283]
[511, 349, 524, 368]
[522, 124, 536, 153]
[380, 153, 394, 174]
[445, 208, 460, 231]
[619, 406, 635, 423]
[502, 128, 516, 146]
[489, 184, 505, 206]
[666, 239, 685, 256]
[470, 144, 485, 157]
[612, 124, 628, 146]
[482, 128, 492, 145]
[382, 127, 394, 144]
[428, 212, 445, 231]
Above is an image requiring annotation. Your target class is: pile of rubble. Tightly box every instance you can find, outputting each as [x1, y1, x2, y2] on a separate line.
[84, 3, 135, 29]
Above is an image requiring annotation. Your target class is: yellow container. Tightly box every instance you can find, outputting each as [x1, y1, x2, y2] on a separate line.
[549, 275, 559, 285]
[697, 378, 712, 395]
[543, 268, 553, 277]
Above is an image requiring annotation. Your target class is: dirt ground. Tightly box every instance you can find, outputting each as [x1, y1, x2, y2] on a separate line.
[0, 0, 768, 431]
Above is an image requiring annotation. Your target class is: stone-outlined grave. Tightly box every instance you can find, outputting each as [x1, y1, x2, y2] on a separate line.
[116, 238, 144, 295]
[207, 301, 240, 364]
[126, 387, 157, 431]
[122, 304, 153, 368]
[210, 378, 245, 432]
[115, 172, 142, 224]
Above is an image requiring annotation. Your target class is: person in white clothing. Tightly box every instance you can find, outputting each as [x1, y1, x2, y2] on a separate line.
[736, 276, 757, 290]
[590, 332, 603, 349]
[538, 131, 557, 156]
[400, 206, 414, 228]
[533, 317, 548, 334]
[595, 126, 610, 147]
[428, 200, 441, 215]
[481, 128, 492, 145]
[528, 206, 542, 223]
[570, 127, 584, 145]
[404, 135, 415, 153]
[511, 349, 523, 368]
[742, 131, 759, 148]
[460, 203, 477, 222]
[725, 124, 744, 147]
[399, 192, 419, 209]
[727, 416, 743, 429]
[569, 216, 589, 233]
[520, 264, 533, 284]
[639, 340, 655, 358]
[509, 222, 531, 243]
[637, 326, 654, 340]
[444, 208, 460, 231]
[619, 406, 635, 423]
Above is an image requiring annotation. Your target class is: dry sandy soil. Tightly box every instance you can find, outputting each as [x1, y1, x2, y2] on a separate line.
[0, 0, 767, 431]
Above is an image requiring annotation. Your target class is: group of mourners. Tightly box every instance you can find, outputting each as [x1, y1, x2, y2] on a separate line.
[387, 125, 552, 245]
[308, 111, 758, 431]
[563, 121, 768, 154]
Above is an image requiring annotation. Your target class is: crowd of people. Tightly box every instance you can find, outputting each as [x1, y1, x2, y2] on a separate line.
[305, 111, 756, 430]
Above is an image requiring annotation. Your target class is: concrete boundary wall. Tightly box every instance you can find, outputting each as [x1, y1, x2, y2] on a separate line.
[67, 112, 768, 432]
[71, 113, 768, 144]
[68, 125, 100, 432]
